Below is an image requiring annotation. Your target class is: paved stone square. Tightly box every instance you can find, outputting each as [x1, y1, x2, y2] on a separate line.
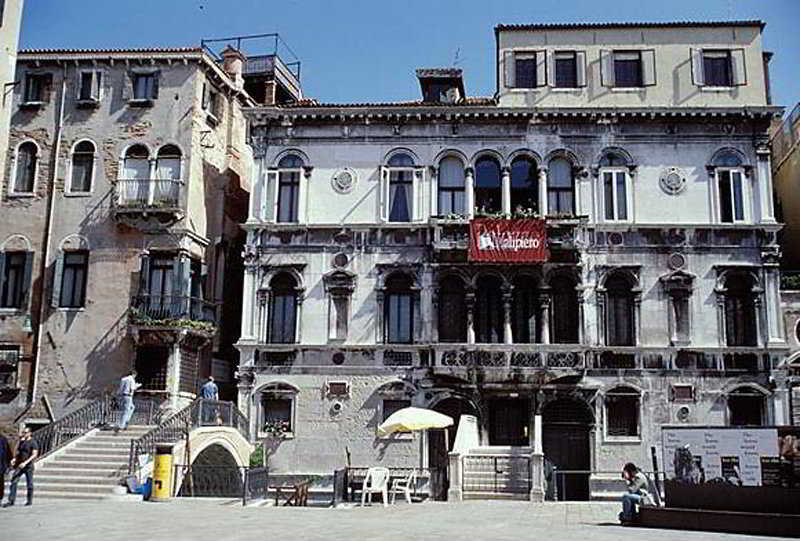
[1, 499, 793, 541]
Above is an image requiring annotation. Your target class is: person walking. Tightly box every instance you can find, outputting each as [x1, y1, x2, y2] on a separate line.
[0, 431, 12, 505]
[200, 376, 219, 424]
[619, 462, 650, 524]
[4, 427, 38, 507]
[115, 369, 141, 433]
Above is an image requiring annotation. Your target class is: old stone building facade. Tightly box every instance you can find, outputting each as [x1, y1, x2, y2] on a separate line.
[0, 42, 301, 428]
[237, 21, 789, 499]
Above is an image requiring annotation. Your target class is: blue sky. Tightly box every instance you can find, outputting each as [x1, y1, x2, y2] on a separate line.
[19, 0, 800, 112]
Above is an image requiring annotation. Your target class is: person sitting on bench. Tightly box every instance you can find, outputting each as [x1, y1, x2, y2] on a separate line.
[619, 462, 649, 524]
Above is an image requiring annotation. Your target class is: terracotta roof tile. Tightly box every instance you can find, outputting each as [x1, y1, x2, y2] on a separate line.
[19, 47, 202, 55]
[279, 96, 496, 109]
[495, 20, 764, 33]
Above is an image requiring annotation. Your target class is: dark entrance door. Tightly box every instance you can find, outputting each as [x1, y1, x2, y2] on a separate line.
[488, 398, 530, 446]
[429, 396, 477, 501]
[542, 398, 592, 500]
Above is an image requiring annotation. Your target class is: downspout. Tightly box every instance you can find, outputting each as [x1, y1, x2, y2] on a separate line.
[30, 62, 67, 405]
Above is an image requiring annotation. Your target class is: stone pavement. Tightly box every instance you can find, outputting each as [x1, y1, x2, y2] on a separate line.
[1, 499, 794, 541]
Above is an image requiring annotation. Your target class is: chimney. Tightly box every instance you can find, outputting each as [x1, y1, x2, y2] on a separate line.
[221, 45, 246, 89]
[416, 68, 465, 104]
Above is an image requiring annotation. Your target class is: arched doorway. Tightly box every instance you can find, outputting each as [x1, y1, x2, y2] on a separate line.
[542, 397, 593, 500]
[179, 443, 243, 497]
[428, 395, 479, 500]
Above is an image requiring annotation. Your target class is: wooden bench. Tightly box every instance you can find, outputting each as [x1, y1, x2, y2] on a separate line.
[272, 480, 311, 507]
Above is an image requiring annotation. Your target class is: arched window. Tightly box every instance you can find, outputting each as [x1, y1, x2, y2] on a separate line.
[123, 144, 150, 179]
[13, 142, 38, 193]
[384, 273, 414, 344]
[724, 274, 757, 347]
[605, 386, 640, 438]
[474, 156, 501, 214]
[387, 153, 415, 222]
[606, 274, 634, 346]
[268, 273, 298, 344]
[547, 158, 574, 215]
[512, 276, 538, 343]
[438, 275, 467, 343]
[155, 145, 181, 206]
[475, 275, 504, 343]
[728, 387, 765, 426]
[551, 275, 579, 343]
[70, 141, 95, 193]
[277, 155, 303, 223]
[438, 157, 465, 216]
[712, 150, 747, 224]
[510, 156, 538, 214]
[599, 152, 630, 222]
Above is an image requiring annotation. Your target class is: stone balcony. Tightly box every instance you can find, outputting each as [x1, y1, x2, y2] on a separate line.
[128, 294, 218, 337]
[112, 178, 184, 230]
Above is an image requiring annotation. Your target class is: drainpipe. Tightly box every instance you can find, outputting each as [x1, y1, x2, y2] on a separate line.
[30, 62, 67, 406]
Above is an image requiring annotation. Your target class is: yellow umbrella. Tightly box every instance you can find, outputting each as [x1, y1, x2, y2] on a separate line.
[376, 407, 454, 437]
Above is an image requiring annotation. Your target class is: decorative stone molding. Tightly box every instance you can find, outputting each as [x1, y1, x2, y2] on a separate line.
[659, 167, 687, 195]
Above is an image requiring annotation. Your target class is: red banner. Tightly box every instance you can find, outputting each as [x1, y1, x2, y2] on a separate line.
[468, 219, 549, 263]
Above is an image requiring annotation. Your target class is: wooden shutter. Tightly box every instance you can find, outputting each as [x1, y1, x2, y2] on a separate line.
[641, 49, 656, 86]
[731, 48, 747, 86]
[94, 71, 103, 100]
[503, 51, 515, 89]
[138, 253, 151, 295]
[576, 51, 587, 87]
[20, 252, 33, 309]
[297, 169, 308, 223]
[42, 73, 54, 103]
[151, 72, 160, 99]
[600, 49, 614, 87]
[690, 48, 704, 86]
[266, 169, 279, 222]
[122, 72, 132, 101]
[51, 250, 64, 308]
[537, 50, 549, 87]
[172, 255, 189, 317]
[0, 253, 6, 300]
[202, 83, 208, 110]
[379, 165, 389, 221]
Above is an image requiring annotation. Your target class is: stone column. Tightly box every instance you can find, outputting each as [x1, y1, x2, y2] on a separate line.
[753, 289, 765, 348]
[538, 168, 548, 217]
[764, 262, 785, 345]
[465, 166, 475, 219]
[257, 288, 269, 342]
[240, 241, 259, 341]
[501, 165, 511, 216]
[466, 291, 476, 344]
[538, 291, 551, 344]
[576, 288, 586, 345]
[756, 146, 776, 223]
[715, 291, 727, 347]
[503, 286, 513, 344]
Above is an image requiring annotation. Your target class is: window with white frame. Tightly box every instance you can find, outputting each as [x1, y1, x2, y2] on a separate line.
[23, 73, 51, 103]
[503, 50, 546, 89]
[202, 83, 222, 122]
[437, 156, 466, 216]
[69, 141, 95, 193]
[547, 158, 574, 215]
[691, 48, 746, 88]
[268, 272, 299, 344]
[383, 153, 416, 222]
[711, 150, 748, 224]
[599, 152, 632, 222]
[58, 251, 89, 308]
[13, 141, 38, 194]
[259, 383, 297, 436]
[605, 386, 640, 438]
[276, 154, 302, 223]
[384, 273, 414, 344]
[78, 71, 103, 102]
[0, 251, 33, 309]
[154, 145, 181, 207]
[605, 274, 635, 347]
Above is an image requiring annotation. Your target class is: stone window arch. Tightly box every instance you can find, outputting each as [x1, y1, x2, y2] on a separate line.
[510, 155, 538, 214]
[708, 148, 751, 224]
[474, 155, 502, 214]
[437, 155, 466, 217]
[726, 384, 768, 426]
[12, 140, 39, 194]
[68, 139, 97, 194]
[265, 272, 301, 344]
[596, 268, 641, 348]
[256, 381, 299, 438]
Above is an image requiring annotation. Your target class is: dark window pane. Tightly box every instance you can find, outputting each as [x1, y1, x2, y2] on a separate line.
[389, 170, 412, 222]
[71, 152, 94, 192]
[606, 391, 640, 437]
[732, 171, 744, 221]
[277, 171, 299, 222]
[60, 251, 88, 308]
[551, 276, 578, 343]
[724, 275, 756, 347]
[606, 276, 634, 346]
[510, 158, 538, 213]
[511, 278, 537, 343]
[555, 53, 577, 88]
[475, 276, 504, 343]
[603, 172, 615, 220]
[515, 58, 536, 88]
[438, 157, 465, 215]
[14, 142, 37, 192]
[614, 52, 642, 87]
[262, 397, 292, 430]
[475, 157, 501, 213]
[1, 252, 26, 308]
[438, 276, 467, 342]
[719, 170, 733, 223]
[703, 51, 732, 86]
[729, 393, 763, 426]
[615, 172, 627, 220]
[382, 399, 411, 422]
[547, 158, 574, 215]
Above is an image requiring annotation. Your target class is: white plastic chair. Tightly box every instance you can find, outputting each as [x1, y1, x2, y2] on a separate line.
[390, 469, 417, 504]
[360, 467, 390, 507]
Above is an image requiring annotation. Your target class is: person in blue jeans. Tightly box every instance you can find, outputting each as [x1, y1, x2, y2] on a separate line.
[115, 370, 141, 433]
[4, 427, 38, 507]
[619, 462, 649, 524]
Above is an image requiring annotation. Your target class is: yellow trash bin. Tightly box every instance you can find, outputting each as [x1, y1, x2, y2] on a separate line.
[151, 443, 173, 502]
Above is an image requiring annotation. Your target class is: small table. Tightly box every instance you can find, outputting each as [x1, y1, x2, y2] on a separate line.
[270, 480, 310, 506]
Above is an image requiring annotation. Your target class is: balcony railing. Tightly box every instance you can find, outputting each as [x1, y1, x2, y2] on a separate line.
[130, 294, 218, 331]
[116, 178, 181, 209]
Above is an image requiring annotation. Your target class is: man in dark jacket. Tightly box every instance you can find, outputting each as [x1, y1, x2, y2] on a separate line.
[0, 431, 12, 504]
[4, 427, 38, 507]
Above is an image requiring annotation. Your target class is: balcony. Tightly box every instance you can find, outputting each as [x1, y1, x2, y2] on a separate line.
[113, 178, 183, 230]
[129, 294, 218, 335]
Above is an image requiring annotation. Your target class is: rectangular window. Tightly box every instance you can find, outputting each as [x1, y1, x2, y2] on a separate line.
[514, 55, 537, 88]
[613, 51, 642, 88]
[78, 71, 102, 101]
[268, 292, 297, 343]
[132, 73, 157, 100]
[135, 345, 168, 391]
[59, 251, 89, 308]
[386, 292, 413, 344]
[202, 83, 221, 121]
[718, 169, 745, 223]
[382, 399, 411, 423]
[554, 51, 577, 88]
[602, 170, 628, 221]
[262, 395, 293, 432]
[0, 345, 20, 389]
[388, 170, 413, 222]
[606, 393, 640, 438]
[23, 73, 50, 103]
[277, 170, 300, 223]
[703, 50, 732, 87]
[1, 252, 26, 308]
[692, 48, 745, 87]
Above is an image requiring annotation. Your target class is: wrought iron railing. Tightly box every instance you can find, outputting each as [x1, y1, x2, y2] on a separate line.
[116, 178, 181, 209]
[129, 294, 218, 327]
[550, 469, 666, 502]
[128, 398, 249, 474]
[242, 466, 269, 505]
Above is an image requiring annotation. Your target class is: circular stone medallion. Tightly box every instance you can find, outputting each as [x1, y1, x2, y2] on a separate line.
[659, 167, 687, 195]
[332, 168, 357, 194]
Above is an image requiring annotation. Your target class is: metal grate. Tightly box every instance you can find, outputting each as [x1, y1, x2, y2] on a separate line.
[462, 455, 532, 495]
